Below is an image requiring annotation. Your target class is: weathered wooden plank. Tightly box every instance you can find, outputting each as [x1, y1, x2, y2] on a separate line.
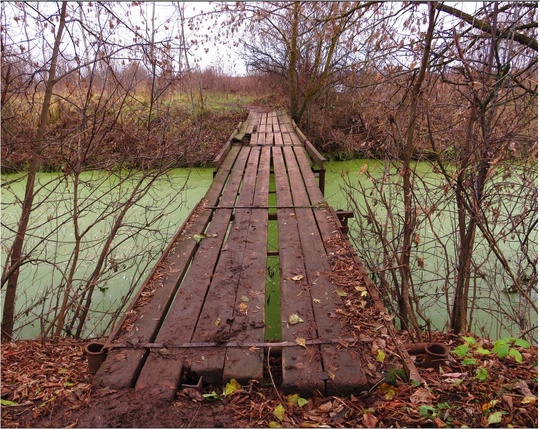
[273, 146, 325, 395]
[215, 123, 240, 170]
[265, 133, 274, 146]
[246, 111, 261, 135]
[273, 131, 284, 146]
[258, 113, 268, 134]
[270, 112, 279, 133]
[277, 111, 292, 130]
[293, 147, 368, 395]
[289, 131, 303, 146]
[134, 148, 251, 398]
[222, 146, 271, 383]
[283, 146, 368, 394]
[282, 132, 293, 146]
[94, 146, 242, 389]
[256, 131, 266, 146]
[292, 146, 332, 236]
[186, 147, 260, 383]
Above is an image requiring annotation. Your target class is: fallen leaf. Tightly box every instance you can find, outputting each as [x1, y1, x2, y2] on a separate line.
[327, 370, 336, 380]
[313, 298, 322, 304]
[514, 380, 533, 397]
[215, 318, 221, 327]
[376, 349, 386, 363]
[223, 379, 242, 396]
[335, 289, 348, 297]
[292, 275, 303, 281]
[273, 404, 286, 421]
[355, 286, 368, 297]
[318, 401, 333, 413]
[288, 313, 304, 325]
[1, 399, 19, 406]
[298, 397, 309, 407]
[300, 422, 320, 428]
[502, 395, 513, 409]
[410, 388, 433, 405]
[287, 394, 300, 405]
[434, 417, 447, 428]
[482, 399, 498, 411]
[238, 302, 248, 312]
[202, 391, 221, 401]
[240, 295, 249, 302]
[475, 367, 488, 381]
[378, 383, 398, 401]
[362, 412, 378, 427]
[182, 387, 205, 402]
[521, 396, 537, 404]
[295, 337, 307, 348]
[443, 372, 467, 378]
[487, 411, 503, 425]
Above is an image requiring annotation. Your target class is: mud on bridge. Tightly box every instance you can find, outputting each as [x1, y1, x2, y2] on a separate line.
[93, 110, 420, 399]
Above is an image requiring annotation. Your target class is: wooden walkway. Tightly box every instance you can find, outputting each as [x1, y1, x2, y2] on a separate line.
[94, 110, 419, 399]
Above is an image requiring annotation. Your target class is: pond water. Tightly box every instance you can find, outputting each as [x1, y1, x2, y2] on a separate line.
[323, 159, 537, 342]
[1, 160, 536, 341]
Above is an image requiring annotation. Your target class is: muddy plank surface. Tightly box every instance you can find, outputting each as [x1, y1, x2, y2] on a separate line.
[222, 146, 271, 383]
[186, 146, 261, 384]
[134, 148, 251, 398]
[282, 146, 367, 394]
[273, 146, 325, 395]
[94, 146, 242, 389]
[96, 110, 401, 398]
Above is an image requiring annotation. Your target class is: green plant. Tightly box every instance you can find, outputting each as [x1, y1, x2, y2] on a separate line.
[452, 336, 531, 366]
[419, 402, 454, 424]
[452, 336, 491, 365]
[492, 337, 531, 362]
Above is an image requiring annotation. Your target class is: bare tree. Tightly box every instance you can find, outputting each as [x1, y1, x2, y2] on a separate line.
[1, 2, 196, 339]
[2, 2, 68, 340]
[217, 2, 378, 123]
[338, 1, 537, 341]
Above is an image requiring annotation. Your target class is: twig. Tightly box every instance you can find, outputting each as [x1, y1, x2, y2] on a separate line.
[267, 346, 285, 406]
[187, 404, 202, 428]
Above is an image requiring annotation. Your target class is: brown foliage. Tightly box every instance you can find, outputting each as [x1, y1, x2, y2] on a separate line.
[1, 334, 537, 428]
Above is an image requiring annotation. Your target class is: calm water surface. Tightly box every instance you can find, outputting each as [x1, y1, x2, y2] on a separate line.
[1, 160, 535, 339]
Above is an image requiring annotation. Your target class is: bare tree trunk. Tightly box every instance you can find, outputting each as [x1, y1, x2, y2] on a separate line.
[146, 1, 158, 132]
[289, 2, 300, 122]
[1, 2, 67, 340]
[450, 2, 506, 334]
[450, 108, 477, 334]
[398, 2, 436, 337]
[177, 1, 198, 125]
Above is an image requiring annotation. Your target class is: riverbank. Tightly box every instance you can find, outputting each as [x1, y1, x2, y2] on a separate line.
[1, 333, 537, 428]
[1, 98, 255, 174]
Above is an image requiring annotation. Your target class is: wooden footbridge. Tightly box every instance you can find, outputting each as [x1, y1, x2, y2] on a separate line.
[94, 110, 419, 399]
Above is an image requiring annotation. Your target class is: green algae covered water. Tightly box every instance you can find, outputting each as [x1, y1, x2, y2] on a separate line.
[2, 160, 536, 341]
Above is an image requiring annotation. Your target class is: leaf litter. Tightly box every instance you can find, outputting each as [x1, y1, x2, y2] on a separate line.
[2, 237, 537, 428]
